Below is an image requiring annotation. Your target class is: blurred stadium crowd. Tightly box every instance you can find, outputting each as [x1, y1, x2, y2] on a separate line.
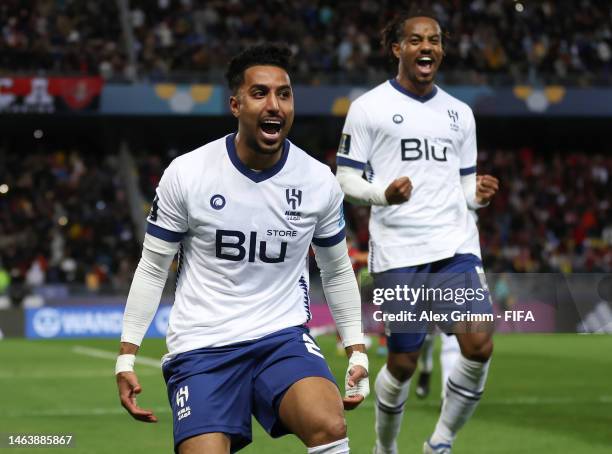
[1, 0, 611, 84]
[0, 144, 610, 299]
[0, 144, 139, 300]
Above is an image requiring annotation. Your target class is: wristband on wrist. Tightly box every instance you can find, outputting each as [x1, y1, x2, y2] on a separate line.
[348, 350, 369, 371]
[115, 354, 136, 375]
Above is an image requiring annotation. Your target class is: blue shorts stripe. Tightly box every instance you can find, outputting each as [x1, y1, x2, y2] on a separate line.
[336, 156, 366, 170]
[147, 222, 185, 242]
[312, 229, 346, 247]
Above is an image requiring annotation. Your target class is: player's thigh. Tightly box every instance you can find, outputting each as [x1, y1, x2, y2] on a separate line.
[179, 433, 230, 454]
[278, 376, 346, 446]
[163, 348, 255, 452]
[456, 330, 493, 362]
[434, 253, 495, 336]
[251, 327, 343, 446]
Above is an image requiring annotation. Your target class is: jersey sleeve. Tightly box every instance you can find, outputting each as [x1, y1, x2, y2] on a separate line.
[312, 174, 346, 247]
[459, 109, 477, 176]
[146, 159, 188, 242]
[336, 101, 372, 172]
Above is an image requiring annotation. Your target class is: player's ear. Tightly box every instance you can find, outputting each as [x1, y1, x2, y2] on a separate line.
[229, 94, 240, 118]
[391, 42, 401, 60]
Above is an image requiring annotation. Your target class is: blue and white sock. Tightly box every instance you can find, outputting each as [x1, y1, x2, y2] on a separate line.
[439, 335, 461, 399]
[429, 355, 490, 447]
[374, 365, 411, 454]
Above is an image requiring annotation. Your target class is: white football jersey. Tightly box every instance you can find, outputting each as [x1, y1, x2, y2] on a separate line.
[148, 134, 346, 354]
[337, 80, 481, 272]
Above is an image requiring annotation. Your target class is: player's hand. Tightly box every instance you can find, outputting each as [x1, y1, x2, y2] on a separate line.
[343, 351, 369, 410]
[117, 371, 158, 423]
[384, 177, 412, 205]
[476, 174, 499, 205]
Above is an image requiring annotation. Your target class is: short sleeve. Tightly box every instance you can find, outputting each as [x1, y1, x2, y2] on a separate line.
[146, 159, 188, 242]
[312, 175, 346, 247]
[459, 109, 477, 176]
[336, 101, 373, 172]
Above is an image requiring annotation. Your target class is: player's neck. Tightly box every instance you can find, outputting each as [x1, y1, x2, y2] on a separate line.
[395, 75, 435, 98]
[234, 133, 282, 170]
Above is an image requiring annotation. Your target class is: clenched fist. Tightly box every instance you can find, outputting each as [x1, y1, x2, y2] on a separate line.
[476, 174, 499, 205]
[385, 176, 412, 205]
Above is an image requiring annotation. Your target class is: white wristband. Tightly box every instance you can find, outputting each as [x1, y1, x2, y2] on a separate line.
[115, 354, 136, 375]
[345, 351, 370, 398]
[348, 351, 369, 371]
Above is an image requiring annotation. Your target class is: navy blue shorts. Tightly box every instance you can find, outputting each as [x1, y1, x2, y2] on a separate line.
[162, 326, 336, 453]
[373, 254, 492, 353]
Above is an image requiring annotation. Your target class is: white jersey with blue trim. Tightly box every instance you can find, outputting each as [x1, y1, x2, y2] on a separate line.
[337, 80, 481, 272]
[148, 133, 346, 354]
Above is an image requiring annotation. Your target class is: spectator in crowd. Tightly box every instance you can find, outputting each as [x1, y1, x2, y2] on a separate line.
[2, 0, 612, 85]
[0, 143, 139, 295]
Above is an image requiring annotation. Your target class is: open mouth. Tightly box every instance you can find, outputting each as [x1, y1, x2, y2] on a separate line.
[415, 56, 434, 76]
[259, 118, 283, 142]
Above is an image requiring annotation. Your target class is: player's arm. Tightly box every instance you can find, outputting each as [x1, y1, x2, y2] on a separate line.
[459, 108, 499, 209]
[336, 101, 411, 206]
[117, 158, 187, 422]
[116, 234, 178, 423]
[312, 240, 370, 410]
[461, 173, 499, 209]
[336, 165, 412, 206]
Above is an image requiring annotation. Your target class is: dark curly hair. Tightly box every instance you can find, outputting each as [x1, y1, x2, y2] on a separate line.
[225, 44, 293, 95]
[381, 7, 446, 63]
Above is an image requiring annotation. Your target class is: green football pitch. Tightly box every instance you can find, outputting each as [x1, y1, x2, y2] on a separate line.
[1, 334, 611, 453]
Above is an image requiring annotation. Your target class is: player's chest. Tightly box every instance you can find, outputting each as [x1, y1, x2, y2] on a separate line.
[373, 105, 462, 162]
[185, 177, 318, 240]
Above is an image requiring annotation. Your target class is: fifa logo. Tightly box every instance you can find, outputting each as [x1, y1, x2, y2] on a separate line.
[286, 189, 302, 210]
[176, 386, 189, 408]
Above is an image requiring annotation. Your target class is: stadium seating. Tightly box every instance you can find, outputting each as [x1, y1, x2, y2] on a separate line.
[1, 1, 611, 84]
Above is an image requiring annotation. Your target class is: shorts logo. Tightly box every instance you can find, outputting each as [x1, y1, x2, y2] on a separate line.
[176, 386, 191, 421]
[338, 133, 351, 155]
[303, 333, 324, 359]
[210, 194, 226, 210]
[393, 114, 403, 124]
[286, 189, 302, 210]
[176, 386, 189, 408]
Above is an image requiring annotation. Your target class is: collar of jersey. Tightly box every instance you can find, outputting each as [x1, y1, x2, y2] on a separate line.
[389, 78, 438, 102]
[226, 133, 290, 183]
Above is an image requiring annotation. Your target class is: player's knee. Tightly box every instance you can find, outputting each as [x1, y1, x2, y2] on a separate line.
[387, 353, 418, 382]
[307, 414, 347, 446]
[462, 338, 493, 362]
